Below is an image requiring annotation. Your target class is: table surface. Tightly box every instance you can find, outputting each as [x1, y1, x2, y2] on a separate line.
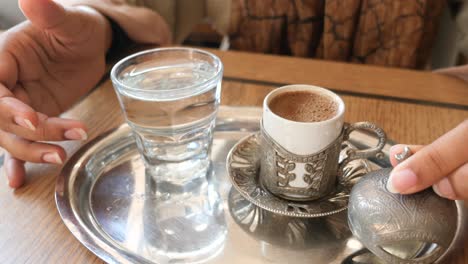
[0, 48, 467, 264]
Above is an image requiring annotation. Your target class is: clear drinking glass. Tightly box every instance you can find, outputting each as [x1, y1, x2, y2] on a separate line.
[111, 48, 223, 184]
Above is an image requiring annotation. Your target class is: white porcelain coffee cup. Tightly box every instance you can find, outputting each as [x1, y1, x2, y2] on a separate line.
[260, 84, 387, 201]
[263, 85, 345, 155]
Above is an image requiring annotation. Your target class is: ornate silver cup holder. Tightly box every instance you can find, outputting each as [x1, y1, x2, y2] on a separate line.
[226, 133, 372, 218]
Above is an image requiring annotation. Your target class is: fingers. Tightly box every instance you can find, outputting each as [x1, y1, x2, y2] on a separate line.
[12, 113, 89, 142]
[387, 120, 468, 195]
[0, 99, 88, 142]
[388, 138, 468, 201]
[0, 82, 39, 128]
[4, 153, 26, 189]
[433, 163, 468, 200]
[0, 130, 65, 165]
[389, 144, 424, 167]
[0, 83, 88, 141]
[0, 91, 39, 130]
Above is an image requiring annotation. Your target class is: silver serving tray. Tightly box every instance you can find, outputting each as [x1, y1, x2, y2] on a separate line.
[55, 106, 467, 264]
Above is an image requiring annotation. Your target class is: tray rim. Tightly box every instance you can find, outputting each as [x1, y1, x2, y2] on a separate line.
[56, 124, 147, 264]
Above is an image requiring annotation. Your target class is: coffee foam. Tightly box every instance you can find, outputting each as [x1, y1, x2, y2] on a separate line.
[269, 91, 338, 122]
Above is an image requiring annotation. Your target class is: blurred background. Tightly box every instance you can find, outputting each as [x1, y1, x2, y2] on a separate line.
[1, 0, 467, 70]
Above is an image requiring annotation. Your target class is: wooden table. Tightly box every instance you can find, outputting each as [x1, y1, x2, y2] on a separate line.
[0, 49, 467, 263]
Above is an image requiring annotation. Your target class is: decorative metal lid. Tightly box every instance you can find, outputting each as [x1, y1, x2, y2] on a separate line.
[348, 168, 458, 264]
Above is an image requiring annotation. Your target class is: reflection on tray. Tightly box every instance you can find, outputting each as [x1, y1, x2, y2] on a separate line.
[228, 188, 377, 264]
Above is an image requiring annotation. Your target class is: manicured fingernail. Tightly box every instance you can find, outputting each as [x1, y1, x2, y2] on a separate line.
[432, 185, 443, 197]
[42, 153, 63, 165]
[14, 116, 36, 131]
[64, 128, 88, 140]
[433, 178, 456, 199]
[387, 169, 418, 194]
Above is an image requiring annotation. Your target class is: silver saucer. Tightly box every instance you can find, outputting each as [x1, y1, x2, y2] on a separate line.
[228, 187, 352, 247]
[227, 133, 372, 218]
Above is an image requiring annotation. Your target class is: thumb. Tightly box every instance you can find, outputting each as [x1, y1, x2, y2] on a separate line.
[19, 0, 90, 39]
[19, 0, 67, 30]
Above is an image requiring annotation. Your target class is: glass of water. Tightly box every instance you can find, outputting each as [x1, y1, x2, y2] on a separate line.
[111, 48, 223, 184]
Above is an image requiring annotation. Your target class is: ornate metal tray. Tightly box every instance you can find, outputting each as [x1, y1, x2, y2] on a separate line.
[55, 106, 467, 264]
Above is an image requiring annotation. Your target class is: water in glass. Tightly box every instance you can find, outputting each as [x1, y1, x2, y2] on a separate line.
[113, 50, 222, 184]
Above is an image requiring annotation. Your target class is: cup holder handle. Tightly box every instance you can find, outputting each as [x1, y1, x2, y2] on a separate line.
[339, 122, 387, 172]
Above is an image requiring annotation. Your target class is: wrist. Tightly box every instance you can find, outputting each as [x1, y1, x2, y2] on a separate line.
[105, 16, 132, 61]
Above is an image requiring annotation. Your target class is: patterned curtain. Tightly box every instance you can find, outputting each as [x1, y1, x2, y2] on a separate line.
[228, 0, 446, 69]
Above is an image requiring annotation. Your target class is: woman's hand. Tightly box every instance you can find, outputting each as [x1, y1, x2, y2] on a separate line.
[1, 0, 112, 188]
[387, 120, 468, 200]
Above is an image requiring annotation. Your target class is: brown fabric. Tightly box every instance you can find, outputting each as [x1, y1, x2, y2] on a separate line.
[228, 0, 446, 69]
[56, 0, 172, 45]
